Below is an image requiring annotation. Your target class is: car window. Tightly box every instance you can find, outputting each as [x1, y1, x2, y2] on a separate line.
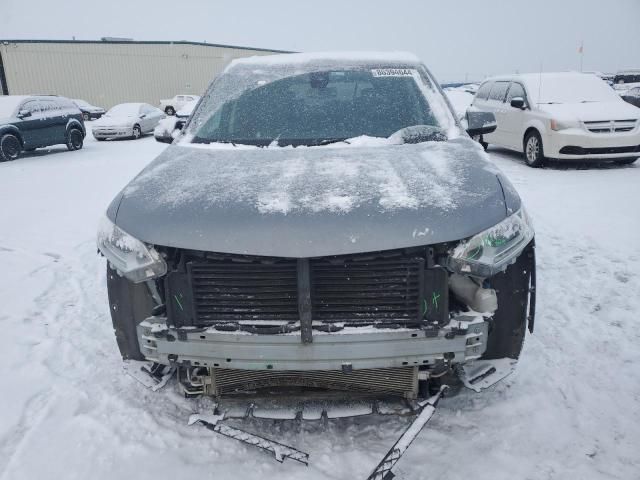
[506, 82, 526, 102]
[142, 105, 156, 114]
[488, 81, 510, 102]
[475, 82, 492, 100]
[177, 96, 185, 101]
[21, 100, 42, 115]
[40, 100, 61, 114]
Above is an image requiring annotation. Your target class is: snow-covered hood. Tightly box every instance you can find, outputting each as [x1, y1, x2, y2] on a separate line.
[110, 137, 516, 257]
[538, 101, 640, 122]
[94, 115, 136, 128]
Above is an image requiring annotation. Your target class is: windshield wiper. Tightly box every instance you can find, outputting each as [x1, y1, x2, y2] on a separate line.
[389, 125, 447, 144]
[316, 138, 351, 146]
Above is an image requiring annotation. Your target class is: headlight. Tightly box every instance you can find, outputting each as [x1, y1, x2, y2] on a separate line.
[97, 216, 167, 283]
[550, 118, 581, 131]
[448, 208, 534, 277]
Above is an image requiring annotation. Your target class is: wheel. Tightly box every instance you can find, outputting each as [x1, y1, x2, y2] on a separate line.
[132, 124, 142, 139]
[165, 106, 175, 116]
[472, 134, 489, 151]
[83, 112, 90, 121]
[0, 133, 22, 162]
[614, 157, 637, 165]
[523, 130, 545, 167]
[66, 128, 84, 151]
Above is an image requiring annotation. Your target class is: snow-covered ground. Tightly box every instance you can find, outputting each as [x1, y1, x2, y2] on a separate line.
[1, 128, 639, 479]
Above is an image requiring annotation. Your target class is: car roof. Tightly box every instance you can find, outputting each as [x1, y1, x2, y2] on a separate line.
[227, 51, 422, 71]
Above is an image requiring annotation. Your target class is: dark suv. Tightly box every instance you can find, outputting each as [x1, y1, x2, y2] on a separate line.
[0, 95, 85, 161]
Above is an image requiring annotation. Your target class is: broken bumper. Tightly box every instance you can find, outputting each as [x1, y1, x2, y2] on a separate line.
[138, 315, 489, 371]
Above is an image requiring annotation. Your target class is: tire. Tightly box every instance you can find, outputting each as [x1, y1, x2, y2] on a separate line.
[165, 106, 175, 116]
[614, 157, 638, 165]
[66, 128, 84, 151]
[0, 133, 22, 162]
[523, 130, 545, 167]
[483, 241, 535, 360]
[132, 124, 142, 139]
[83, 112, 90, 121]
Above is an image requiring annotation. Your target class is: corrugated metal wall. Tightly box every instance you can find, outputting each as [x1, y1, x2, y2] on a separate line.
[0, 41, 283, 109]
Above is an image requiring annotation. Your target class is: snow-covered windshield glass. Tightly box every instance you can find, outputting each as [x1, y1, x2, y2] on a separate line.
[535, 75, 620, 104]
[106, 104, 141, 117]
[0, 96, 25, 118]
[73, 99, 92, 109]
[188, 64, 456, 147]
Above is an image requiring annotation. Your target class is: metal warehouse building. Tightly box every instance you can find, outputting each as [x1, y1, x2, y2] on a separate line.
[0, 39, 289, 109]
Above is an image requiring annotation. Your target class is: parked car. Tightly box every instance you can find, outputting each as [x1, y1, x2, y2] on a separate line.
[471, 72, 640, 166]
[613, 70, 640, 85]
[154, 99, 198, 143]
[98, 52, 535, 403]
[621, 87, 640, 109]
[92, 103, 165, 140]
[159, 94, 200, 116]
[0, 95, 85, 161]
[72, 99, 106, 121]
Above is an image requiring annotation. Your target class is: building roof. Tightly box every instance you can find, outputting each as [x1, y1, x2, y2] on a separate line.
[0, 38, 293, 54]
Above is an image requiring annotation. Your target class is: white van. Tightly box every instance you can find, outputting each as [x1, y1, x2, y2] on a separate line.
[471, 72, 640, 166]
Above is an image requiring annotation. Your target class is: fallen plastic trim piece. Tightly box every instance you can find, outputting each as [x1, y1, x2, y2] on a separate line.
[458, 358, 517, 392]
[366, 386, 448, 480]
[123, 360, 175, 391]
[189, 413, 309, 466]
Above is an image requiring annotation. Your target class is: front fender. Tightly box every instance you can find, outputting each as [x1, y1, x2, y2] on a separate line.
[0, 124, 23, 145]
[66, 118, 86, 137]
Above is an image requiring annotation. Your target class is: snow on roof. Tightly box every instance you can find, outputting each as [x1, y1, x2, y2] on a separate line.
[106, 103, 143, 116]
[483, 72, 618, 104]
[228, 51, 422, 70]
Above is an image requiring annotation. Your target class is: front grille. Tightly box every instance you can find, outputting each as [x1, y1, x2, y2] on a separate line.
[186, 249, 428, 327]
[311, 254, 423, 323]
[190, 259, 298, 322]
[583, 119, 638, 133]
[211, 366, 418, 398]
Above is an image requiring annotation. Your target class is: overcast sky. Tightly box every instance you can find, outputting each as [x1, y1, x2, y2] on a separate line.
[2, 0, 639, 82]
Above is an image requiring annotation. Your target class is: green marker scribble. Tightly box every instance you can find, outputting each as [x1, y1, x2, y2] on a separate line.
[422, 299, 428, 316]
[432, 292, 441, 311]
[174, 294, 184, 311]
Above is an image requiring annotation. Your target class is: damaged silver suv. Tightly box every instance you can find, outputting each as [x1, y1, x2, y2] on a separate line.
[98, 53, 535, 403]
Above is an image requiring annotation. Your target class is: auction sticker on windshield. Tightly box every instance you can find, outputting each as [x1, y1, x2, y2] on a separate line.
[371, 68, 416, 77]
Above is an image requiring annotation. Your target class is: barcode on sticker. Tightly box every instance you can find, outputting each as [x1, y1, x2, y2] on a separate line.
[371, 68, 415, 77]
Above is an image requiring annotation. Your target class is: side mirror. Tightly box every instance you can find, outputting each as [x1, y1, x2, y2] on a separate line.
[18, 109, 31, 118]
[465, 110, 497, 137]
[140, 114, 147, 119]
[510, 97, 526, 109]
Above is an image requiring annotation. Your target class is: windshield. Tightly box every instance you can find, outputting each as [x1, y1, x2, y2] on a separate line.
[73, 99, 91, 108]
[189, 68, 454, 146]
[535, 75, 620, 104]
[106, 104, 140, 117]
[0, 96, 24, 117]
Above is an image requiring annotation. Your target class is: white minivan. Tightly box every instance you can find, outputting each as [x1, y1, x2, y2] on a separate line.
[471, 72, 640, 166]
